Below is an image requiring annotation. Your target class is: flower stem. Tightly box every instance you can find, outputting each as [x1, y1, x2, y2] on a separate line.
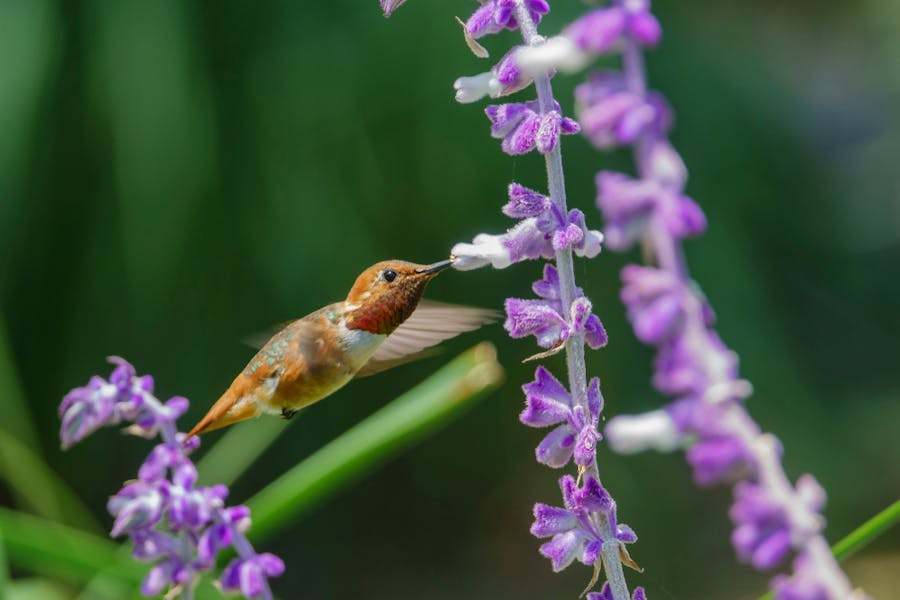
[512, 2, 631, 599]
[833, 499, 900, 561]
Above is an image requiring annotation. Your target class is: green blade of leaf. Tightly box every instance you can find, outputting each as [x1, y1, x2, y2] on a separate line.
[196, 417, 286, 488]
[0, 529, 8, 599]
[0, 507, 143, 586]
[246, 342, 503, 543]
[0, 431, 101, 532]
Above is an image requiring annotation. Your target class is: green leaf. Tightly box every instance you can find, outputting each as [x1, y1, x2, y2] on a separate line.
[0, 529, 8, 599]
[0, 431, 101, 532]
[197, 417, 286, 488]
[0, 507, 143, 586]
[8, 578, 75, 600]
[246, 342, 503, 543]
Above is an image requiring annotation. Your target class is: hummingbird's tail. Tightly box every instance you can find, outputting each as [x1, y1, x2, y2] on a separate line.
[185, 388, 261, 440]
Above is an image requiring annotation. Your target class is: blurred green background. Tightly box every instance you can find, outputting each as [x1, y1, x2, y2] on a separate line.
[1, 0, 898, 598]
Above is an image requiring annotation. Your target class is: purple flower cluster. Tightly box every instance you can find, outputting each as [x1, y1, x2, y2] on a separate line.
[564, 1, 661, 55]
[520, 364, 603, 469]
[506, 264, 607, 352]
[486, 100, 581, 155]
[532, 475, 636, 574]
[415, 0, 640, 598]
[465, 0, 549, 40]
[59, 358, 284, 599]
[452, 183, 603, 272]
[559, 1, 860, 597]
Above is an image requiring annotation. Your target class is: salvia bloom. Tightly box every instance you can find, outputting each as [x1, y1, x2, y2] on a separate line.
[565, 0, 862, 598]
[520, 363, 603, 469]
[452, 183, 602, 272]
[388, 0, 639, 598]
[59, 358, 284, 599]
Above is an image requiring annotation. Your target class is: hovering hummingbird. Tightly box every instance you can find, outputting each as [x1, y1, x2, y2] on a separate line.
[186, 258, 495, 438]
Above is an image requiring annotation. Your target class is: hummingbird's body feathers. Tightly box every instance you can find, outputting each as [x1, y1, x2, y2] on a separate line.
[187, 258, 494, 438]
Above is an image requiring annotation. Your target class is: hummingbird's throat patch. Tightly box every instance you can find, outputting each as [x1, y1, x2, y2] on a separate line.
[345, 289, 421, 335]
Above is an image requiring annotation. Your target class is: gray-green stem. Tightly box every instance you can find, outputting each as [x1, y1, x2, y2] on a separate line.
[512, 2, 632, 599]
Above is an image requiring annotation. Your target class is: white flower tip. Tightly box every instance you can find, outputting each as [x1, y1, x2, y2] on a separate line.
[575, 229, 604, 259]
[453, 73, 501, 104]
[450, 235, 512, 271]
[516, 36, 589, 78]
[605, 410, 681, 454]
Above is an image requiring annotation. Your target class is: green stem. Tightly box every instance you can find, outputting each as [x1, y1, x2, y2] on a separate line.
[757, 499, 900, 599]
[832, 499, 900, 561]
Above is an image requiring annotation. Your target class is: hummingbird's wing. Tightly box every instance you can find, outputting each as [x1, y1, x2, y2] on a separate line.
[355, 300, 498, 377]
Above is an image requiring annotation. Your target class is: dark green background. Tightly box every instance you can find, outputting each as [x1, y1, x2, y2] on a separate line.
[1, 0, 898, 598]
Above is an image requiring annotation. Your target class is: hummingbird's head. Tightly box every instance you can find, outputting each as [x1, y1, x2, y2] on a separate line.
[344, 259, 453, 335]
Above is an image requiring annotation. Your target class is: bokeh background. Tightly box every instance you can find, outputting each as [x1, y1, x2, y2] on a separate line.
[1, 0, 899, 598]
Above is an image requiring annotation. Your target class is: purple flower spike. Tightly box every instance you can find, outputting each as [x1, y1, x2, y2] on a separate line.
[59, 359, 284, 599]
[444, 2, 636, 597]
[582, 1, 860, 595]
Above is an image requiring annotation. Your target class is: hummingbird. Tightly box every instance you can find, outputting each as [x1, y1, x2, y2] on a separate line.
[186, 258, 496, 438]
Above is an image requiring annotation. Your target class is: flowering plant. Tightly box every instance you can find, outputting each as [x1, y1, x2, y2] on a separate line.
[382, 1, 865, 599]
[59, 357, 284, 599]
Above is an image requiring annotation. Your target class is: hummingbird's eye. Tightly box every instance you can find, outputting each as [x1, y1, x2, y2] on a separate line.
[382, 269, 397, 283]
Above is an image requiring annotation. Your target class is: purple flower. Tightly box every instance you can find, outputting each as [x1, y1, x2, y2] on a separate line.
[485, 100, 580, 155]
[451, 186, 602, 271]
[532, 475, 636, 572]
[464, 0, 550, 40]
[576, 70, 671, 150]
[770, 552, 837, 600]
[730, 474, 825, 570]
[564, 1, 661, 54]
[60, 359, 284, 599]
[108, 481, 164, 537]
[454, 47, 537, 104]
[588, 584, 649, 600]
[220, 554, 286, 599]
[521, 365, 603, 468]
[505, 264, 607, 350]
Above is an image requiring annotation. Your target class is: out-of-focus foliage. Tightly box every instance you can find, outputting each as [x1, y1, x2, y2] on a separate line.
[0, 0, 897, 598]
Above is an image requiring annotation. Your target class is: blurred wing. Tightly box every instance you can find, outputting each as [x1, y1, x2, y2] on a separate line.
[355, 300, 499, 378]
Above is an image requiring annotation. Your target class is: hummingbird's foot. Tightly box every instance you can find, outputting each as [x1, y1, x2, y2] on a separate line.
[280, 408, 298, 420]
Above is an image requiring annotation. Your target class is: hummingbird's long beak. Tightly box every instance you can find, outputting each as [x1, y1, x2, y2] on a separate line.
[416, 259, 454, 276]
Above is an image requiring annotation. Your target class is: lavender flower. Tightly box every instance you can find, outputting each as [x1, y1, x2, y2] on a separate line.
[531, 475, 636, 572]
[385, 1, 640, 598]
[520, 365, 603, 468]
[565, 1, 862, 597]
[59, 357, 284, 599]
